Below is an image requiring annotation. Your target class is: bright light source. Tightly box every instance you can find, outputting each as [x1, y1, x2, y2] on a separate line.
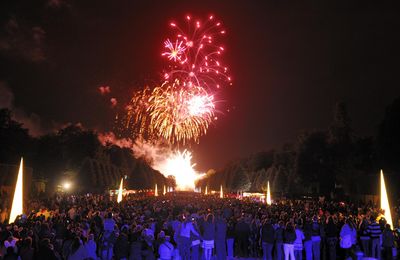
[9, 158, 23, 224]
[63, 182, 71, 190]
[220, 185, 223, 198]
[380, 170, 393, 227]
[117, 178, 123, 203]
[266, 181, 272, 205]
[155, 184, 159, 197]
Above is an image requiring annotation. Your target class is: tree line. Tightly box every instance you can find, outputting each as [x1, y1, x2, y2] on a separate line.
[0, 108, 167, 195]
[197, 99, 400, 199]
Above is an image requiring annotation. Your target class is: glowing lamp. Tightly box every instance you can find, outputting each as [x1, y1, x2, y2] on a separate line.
[117, 178, 123, 203]
[266, 181, 272, 205]
[380, 170, 393, 227]
[9, 158, 23, 224]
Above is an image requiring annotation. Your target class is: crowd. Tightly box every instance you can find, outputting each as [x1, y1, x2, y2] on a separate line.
[0, 192, 399, 260]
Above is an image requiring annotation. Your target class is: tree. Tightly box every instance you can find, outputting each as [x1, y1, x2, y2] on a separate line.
[0, 108, 33, 164]
[378, 97, 400, 172]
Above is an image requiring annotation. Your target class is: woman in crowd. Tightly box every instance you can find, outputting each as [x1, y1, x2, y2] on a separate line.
[283, 222, 296, 260]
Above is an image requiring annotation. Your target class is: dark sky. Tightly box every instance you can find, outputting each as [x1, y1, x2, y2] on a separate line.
[1, 1, 399, 170]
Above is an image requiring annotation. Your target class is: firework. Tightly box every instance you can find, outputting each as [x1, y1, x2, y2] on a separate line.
[152, 149, 204, 191]
[125, 80, 215, 144]
[163, 15, 231, 90]
[148, 80, 215, 144]
[122, 15, 231, 144]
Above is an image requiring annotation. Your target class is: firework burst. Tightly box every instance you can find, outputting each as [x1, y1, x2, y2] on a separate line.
[148, 80, 215, 144]
[163, 15, 231, 90]
[125, 79, 215, 144]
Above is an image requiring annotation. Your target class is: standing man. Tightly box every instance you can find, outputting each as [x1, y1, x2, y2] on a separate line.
[368, 215, 383, 260]
[215, 214, 227, 260]
[311, 216, 321, 260]
[261, 219, 275, 260]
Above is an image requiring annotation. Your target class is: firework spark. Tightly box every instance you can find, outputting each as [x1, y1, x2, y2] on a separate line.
[152, 149, 204, 191]
[125, 80, 215, 144]
[163, 15, 232, 90]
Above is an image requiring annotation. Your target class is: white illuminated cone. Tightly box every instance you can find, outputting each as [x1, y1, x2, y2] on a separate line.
[9, 158, 23, 224]
[220, 185, 223, 198]
[205, 186, 208, 195]
[155, 184, 158, 197]
[380, 170, 393, 227]
[117, 178, 123, 203]
[163, 185, 166, 195]
[266, 181, 272, 205]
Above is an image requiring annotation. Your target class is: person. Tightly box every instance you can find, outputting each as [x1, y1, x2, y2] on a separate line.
[303, 218, 313, 260]
[36, 238, 58, 260]
[215, 214, 227, 260]
[368, 215, 383, 259]
[311, 216, 321, 260]
[3, 246, 18, 260]
[340, 218, 354, 260]
[226, 218, 235, 259]
[261, 219, 275, 260]
[84, 233, 97, 260]
[128, 231, 142, 260]
[283, 222, 296, 260]
[235, 216, 250, 257]
[179, 214, 200, 260]
[68, 236, 88, 260]
[294, 222, 305, 260]
[359, 216, 370, 257]
[18, 237, 34, 260]
[3, 236, 17, 253]
[382, 224, 394, 260]
[275, 221, 285, 260]
[104, 212, 115, 232]
[190, 222, 201, 260]
[114, 229, 129, 260]
[159, 234, 174, 260]
[202, 213, 215, 260]
[325, 216, 338, 260]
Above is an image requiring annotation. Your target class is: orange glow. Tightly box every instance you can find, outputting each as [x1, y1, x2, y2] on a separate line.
[266, 181, 271, 205]
[117, 178, 123, 203]
[9, 158, 23, 224]
[380, 170, 393, 227]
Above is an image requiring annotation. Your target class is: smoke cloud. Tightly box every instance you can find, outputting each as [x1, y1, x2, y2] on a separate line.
[0, 82, 45, 136]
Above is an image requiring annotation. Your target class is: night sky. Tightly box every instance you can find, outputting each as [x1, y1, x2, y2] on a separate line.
[1, 1, 399, 170]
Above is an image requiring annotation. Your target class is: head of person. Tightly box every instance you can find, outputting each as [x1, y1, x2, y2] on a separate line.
[385, 223, 391, 231]
[206, 213, 214, 223]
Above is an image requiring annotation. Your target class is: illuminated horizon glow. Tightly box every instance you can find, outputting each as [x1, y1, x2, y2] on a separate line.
[266, 181, 272, 205]
[117, 178, 123, 203]
[380, 170, 393, 227]
[9, 158, 23, 224]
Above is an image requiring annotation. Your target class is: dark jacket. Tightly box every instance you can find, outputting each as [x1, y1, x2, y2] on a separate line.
[283, 230, 297, 244]
[382, 229, 394, 247]
[114, 233, 130, 259]
[275, 227, 284, 243]
[261, 223, 275, 243]
[202, 221, 216, 240]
